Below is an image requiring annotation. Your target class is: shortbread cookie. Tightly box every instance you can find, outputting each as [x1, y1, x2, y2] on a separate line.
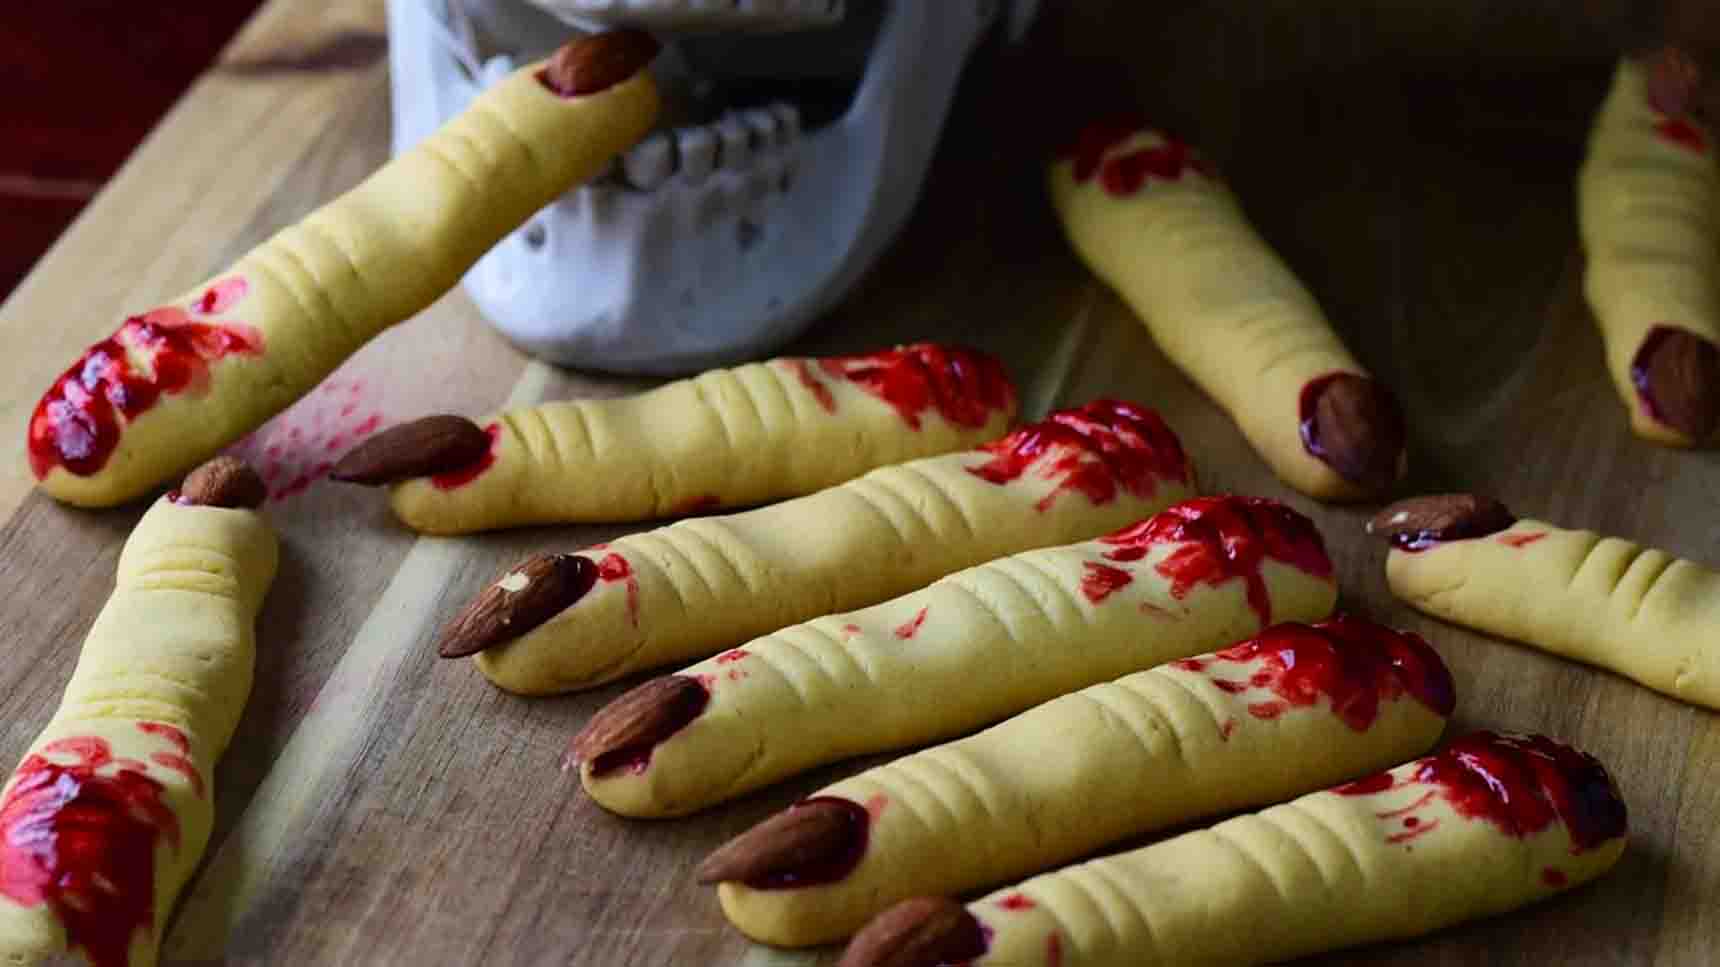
[842, 731, 1627, 967]
[701, 615, 1451, 946]
[0, 458, 277, 967]
[1579, 57, 1720, 446]
[574, 496, 1339, 820]
[27, 31, 661, 507]
[1049, 117, 1406, 499]
[439, 399, 1195, 695]
[1371, 493, 1720, 711]
[331, 343, 1016, 534]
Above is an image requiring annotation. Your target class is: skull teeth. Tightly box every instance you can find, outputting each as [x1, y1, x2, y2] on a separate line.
[619, 101, 800, 191]
[546, 0, 843, 32]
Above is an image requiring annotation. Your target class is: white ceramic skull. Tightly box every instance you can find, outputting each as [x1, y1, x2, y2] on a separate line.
[385, 0, 1039, 374]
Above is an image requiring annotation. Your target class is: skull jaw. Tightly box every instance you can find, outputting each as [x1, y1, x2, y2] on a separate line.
[387, 0, 1011, 375]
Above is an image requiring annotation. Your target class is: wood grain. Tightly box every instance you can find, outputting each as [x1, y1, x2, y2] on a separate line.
[1, 0, 1716, 964]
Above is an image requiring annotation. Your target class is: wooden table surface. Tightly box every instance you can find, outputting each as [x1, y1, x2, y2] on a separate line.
[2, 1, 1716, 964]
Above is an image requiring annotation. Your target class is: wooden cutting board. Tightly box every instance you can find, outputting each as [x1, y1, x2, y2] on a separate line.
[1, 0, 1715, 963]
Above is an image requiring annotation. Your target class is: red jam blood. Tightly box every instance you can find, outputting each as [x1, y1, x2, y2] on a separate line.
[1335, 731, 1628, 853]
[997, 893, 1036, 911]
[430, 422, 500, 490]
[742, 796, 871, 889]
[893, 606, 929, 640]
[1174, 616, 1455, 730]
[29, 281, 262, 479]
[784, 359, 838, 413]
[596, 552, 640, 627]
[0, 735, 183, 967]
[136, 723, 202, 799]
[1098, 496, 1332, 627]
[818, 343, 1015, 430]
[1099, 139, 1217, 197]
[966, 399, 1191, 511]
[586, 677, 711, 777]
[1080, 561, 1134, 604]
[1499, 532, 1547, 548]
[1656, 118, 1707, 153]
[1061, 112, 1149, 183]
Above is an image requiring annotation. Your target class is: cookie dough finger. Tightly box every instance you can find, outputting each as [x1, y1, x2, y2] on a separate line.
[27, 30, 662, 508]
[575, 496, 1339, 821]
[1049, 117, 1406, 500]
[843, 731, 1627, 967]
[331, 343, 1016, 534]
[701, 615, 1451, 947]
[0, 458, 278, 967]
[1579, 56, 1720, 446]
[440, 399, 1196, 695]
[1371, 493, 1720, 711]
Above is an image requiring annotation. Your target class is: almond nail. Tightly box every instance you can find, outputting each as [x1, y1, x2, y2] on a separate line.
[1367, 493, 1517, 551]
[1645, 45, 1702, 116]
[572, 676, 710, 777]
[438, 554, 597, 659]
[539, 29, 660, 98]
[174, 456, 267, 509]
[1631, 325, 1719, 443]
[329, 415, 492, 486]
[838, 897, 988, 967]
[1299, 373, 1407, 493]
[696, 796, 870, 888]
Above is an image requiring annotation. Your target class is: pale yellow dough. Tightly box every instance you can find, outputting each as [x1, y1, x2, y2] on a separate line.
[388, 354, 1015, 534]
[473, 414, 1197, 695]
[1387, 518, 1720, 710]
[963, 744, 1625, 965]
[586, 530, 1337, 820]
[34, 55, 659, 507]
[1049, 130, 1378, 499]
[714, 630, 1443, 946]
[0, 498, 278, 966]
[1578, 59, 1720, 445]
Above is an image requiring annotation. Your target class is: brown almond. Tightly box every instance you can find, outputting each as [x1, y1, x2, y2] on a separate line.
[437, 554, 597, 659]
[176, 456, 267, 509]
[572, 676, 711, 776]
[1367, 494, 1517, 549]
[329, 415, 491, 486]
[1303, 373, 1407, 494]
[1632, 327, 1719, 443]
[540, 29, 660, 98]
[696, 797, 869, 887]
[838, 897, 988, 967]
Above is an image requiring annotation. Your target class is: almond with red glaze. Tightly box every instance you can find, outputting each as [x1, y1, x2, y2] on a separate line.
[1367, 494, 1517, 551]
[176, 456, 267, 509]
[571, 675, 710, 775]
[1300, 373, 1407, 494]
[329, 414, 491, 486]
[838, 897, 987, 967]
[437, 554, 597, 659]
[1632, 326, 1719, 443]
[540, 29, 661, 97]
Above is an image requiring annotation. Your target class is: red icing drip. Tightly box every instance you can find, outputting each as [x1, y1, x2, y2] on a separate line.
[784, 359, 837, 413]
[1656, 118, 1707, 153]
[430, 422, 500, 490]
[841, 623, 862, 637]
[1060, 112, 1149, 183]
[1178, 616, 1455, 730]
[1386, 818, 1438, 845]
[1099, 138, 1217, 197]
[1097, 496, 1332, 628]
[893, 607, 929, 640]
[1046, 931, 1064, 967]
[1334, 732, 1628, 853]
[1219, 719, 1238, 740]
[997, 893, 1036, 911]
[29, 303, 263, 479]
[1543, 868, 1569, 887]
[817, 343, 1015, 430]
[716, 649, 749, 664]
[134, 723, 189, 756]
[966, 400, 1190, 511]
[148, 754, 203, 799]
[1499, 532, 1547, 548]
[1375, 790, 1435, 820]
[863, 794, 889, 821]
[0, 736, 182, 967]
[1080, 562, 1133, 604]
[597, 553, 639, 627]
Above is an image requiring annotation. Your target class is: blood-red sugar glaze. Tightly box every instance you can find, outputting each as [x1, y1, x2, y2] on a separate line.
[967, 399, 1192, 511]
